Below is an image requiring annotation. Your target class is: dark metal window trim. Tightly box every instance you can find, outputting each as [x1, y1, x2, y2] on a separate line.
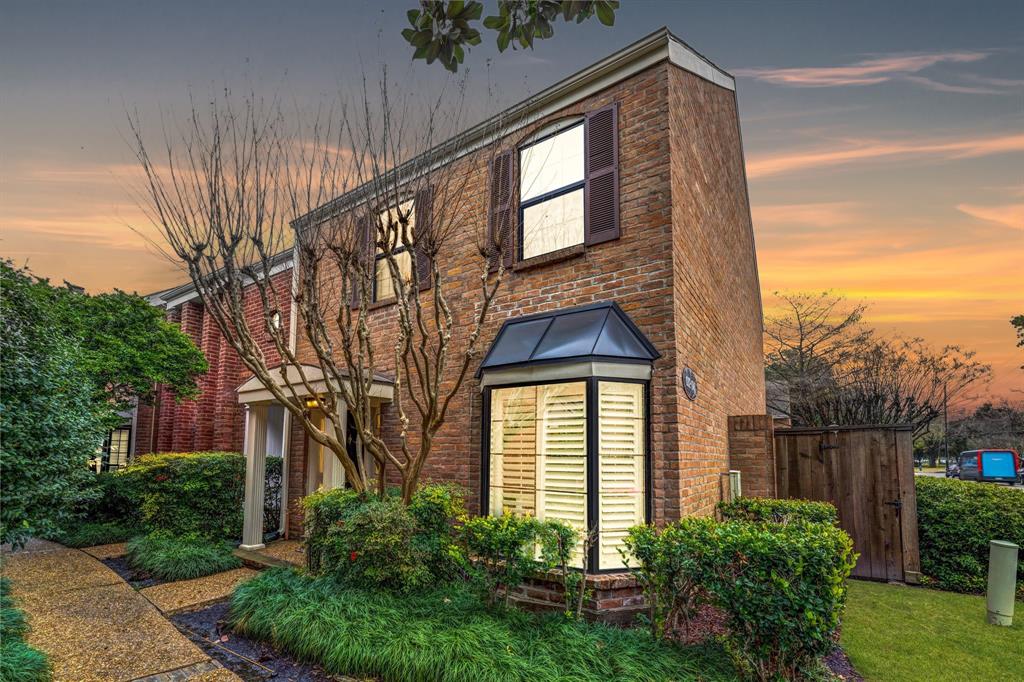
[517, 121, 586, 262]
[480, 374, 651, 574]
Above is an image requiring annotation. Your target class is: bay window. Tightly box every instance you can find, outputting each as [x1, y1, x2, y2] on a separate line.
[486, 377, 647, 571]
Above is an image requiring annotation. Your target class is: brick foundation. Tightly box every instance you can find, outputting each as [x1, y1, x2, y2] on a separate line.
[510, 571, 646, 626]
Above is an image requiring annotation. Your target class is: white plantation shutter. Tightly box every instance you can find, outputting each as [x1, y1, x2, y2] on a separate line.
[598, 381, 645, 569]
[489, 387, 537, 516]
[537, 382, 587, 566]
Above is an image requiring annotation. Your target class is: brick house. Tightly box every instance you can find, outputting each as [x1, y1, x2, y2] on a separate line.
[140, 28, 775, 615]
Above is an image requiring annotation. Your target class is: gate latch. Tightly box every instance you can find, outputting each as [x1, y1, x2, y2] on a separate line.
[884, 499, 903, 511]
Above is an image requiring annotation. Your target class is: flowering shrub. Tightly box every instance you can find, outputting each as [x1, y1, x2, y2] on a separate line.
[302, 484, 469, 592]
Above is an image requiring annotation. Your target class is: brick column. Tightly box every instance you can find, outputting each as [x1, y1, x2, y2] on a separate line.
[727, 415, 776, 498]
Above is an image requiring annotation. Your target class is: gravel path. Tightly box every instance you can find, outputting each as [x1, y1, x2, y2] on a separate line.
[1, 538, 238, 681]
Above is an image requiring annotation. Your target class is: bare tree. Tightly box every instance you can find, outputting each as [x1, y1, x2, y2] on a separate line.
[765, 292, 991, 437]
[130, 76, 521, 502]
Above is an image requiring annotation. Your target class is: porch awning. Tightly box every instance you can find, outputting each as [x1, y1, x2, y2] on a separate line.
[477, 301, 660, 382]
[236, 364, 394, 404]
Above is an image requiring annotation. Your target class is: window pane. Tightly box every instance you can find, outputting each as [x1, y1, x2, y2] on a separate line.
[598, 381, 645, 570]
[374, 250, 411, 301]
[521, 188, 584, 260]
[520, 124, 584, 202]
[489, 382, 587, 566]
[375, 199, 416, 254]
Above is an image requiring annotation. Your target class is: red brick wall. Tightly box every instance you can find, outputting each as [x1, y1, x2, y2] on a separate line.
[136, 269, 292, 457]
[667, 66, 767, 517]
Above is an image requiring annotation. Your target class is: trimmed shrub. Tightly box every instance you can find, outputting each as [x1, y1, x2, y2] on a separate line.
[703, 520, 856, 681]
[47, 520, 137, 548]
[302, 484, 470, 592]
[718, 497, 838, 525]
[126, 531, 241, 582]
[461, 513, 545, 607]
[0, 578, 50, 682]
[623, 518, 718, 639]
[915, 477, 1024, 595]
[229, 568, 736, 682]
[122, 452, 244, 539]
[627, 518, 856, 681]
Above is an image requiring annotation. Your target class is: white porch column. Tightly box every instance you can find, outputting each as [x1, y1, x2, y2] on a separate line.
[240, 404, 268, 550]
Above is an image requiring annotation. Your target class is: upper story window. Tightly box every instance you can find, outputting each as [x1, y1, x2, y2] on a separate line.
[373, 200, 414, 302]
[518, 122, 585, 260]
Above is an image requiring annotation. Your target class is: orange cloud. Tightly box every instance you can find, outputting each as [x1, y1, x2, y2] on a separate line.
[746, 132, 1024, 178]
[751, 201, 860, 228]
[955, 203, 1024, 230]
[735, 51, 988, 87]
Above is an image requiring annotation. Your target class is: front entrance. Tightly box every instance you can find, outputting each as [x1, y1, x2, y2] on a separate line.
[305, 410, 377, 494]
[774, 424, 921, 583]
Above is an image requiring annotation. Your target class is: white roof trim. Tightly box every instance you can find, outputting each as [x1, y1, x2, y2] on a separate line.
[479, 360, 651, 389]
[237, 364, 394, 404]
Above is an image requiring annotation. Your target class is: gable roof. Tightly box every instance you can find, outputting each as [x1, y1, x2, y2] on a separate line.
[477, 301, 660, 376]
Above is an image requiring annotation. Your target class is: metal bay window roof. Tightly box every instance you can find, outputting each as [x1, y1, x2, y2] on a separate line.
[477, 301, 660, 376]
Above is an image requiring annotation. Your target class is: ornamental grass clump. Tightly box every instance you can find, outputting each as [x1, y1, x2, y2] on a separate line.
[0, 578, 50, 682]
[228, 568, 736, 682]
[126, 531, 241, 582]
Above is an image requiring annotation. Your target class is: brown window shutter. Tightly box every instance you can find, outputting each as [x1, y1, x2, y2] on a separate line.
[487, 150, 515, 271]
[584, 102, 619, 246]
[414, 185, 433, 291]
[350, 215, 372, 309]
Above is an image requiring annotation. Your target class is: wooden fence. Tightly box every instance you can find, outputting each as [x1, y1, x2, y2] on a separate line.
[774, 424, 921, 583]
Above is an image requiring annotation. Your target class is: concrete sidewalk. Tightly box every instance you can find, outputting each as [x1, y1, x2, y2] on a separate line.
[1, 539, 239, 682]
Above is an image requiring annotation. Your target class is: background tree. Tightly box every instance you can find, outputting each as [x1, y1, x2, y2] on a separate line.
[1012, 314, 1024, 369]
[131, 79, 519, 502]
[947, 401, 1024, 456]
[403, 0, 619, 72]
[0, 262, 205, 546]
[765, 291, 991, 437]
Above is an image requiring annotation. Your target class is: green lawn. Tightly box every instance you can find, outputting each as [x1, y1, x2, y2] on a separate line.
[841, 579, 1023, 681]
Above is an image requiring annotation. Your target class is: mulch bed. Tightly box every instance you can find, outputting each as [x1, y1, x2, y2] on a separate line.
[669, 604, 863, 680]
[100, 556, 166, 589]
[171, 602, 344, 681]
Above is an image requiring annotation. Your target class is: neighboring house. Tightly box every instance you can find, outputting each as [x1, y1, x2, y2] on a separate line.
[139, 29, 777, 615]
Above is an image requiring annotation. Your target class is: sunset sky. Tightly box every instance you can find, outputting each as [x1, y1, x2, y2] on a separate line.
[2, 1, 1021, 404]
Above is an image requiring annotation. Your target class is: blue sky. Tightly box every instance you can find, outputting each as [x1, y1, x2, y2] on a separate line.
[2, 0, 1022, 401]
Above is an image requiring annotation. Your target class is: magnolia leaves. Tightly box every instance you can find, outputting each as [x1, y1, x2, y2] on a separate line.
[403, 1, 620, 72]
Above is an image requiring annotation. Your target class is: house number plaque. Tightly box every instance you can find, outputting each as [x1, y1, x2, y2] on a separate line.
[682, 367, 698, 401]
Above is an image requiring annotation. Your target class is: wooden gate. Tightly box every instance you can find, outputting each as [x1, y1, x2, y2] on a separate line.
[774, 424, 921, 583]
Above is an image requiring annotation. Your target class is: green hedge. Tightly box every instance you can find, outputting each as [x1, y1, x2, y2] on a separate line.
[122, 452, 244, 540]
[0, 578, 50, 682]
[718, 497, 839, 525]
[626, 517, 856, 681]
[126, 532, 241, 582]
[915, 477, 1024, 595]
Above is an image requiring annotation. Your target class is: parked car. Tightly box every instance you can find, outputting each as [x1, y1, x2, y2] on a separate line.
[945, 461, 960, 478]
[953, 449, 1020, 485]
